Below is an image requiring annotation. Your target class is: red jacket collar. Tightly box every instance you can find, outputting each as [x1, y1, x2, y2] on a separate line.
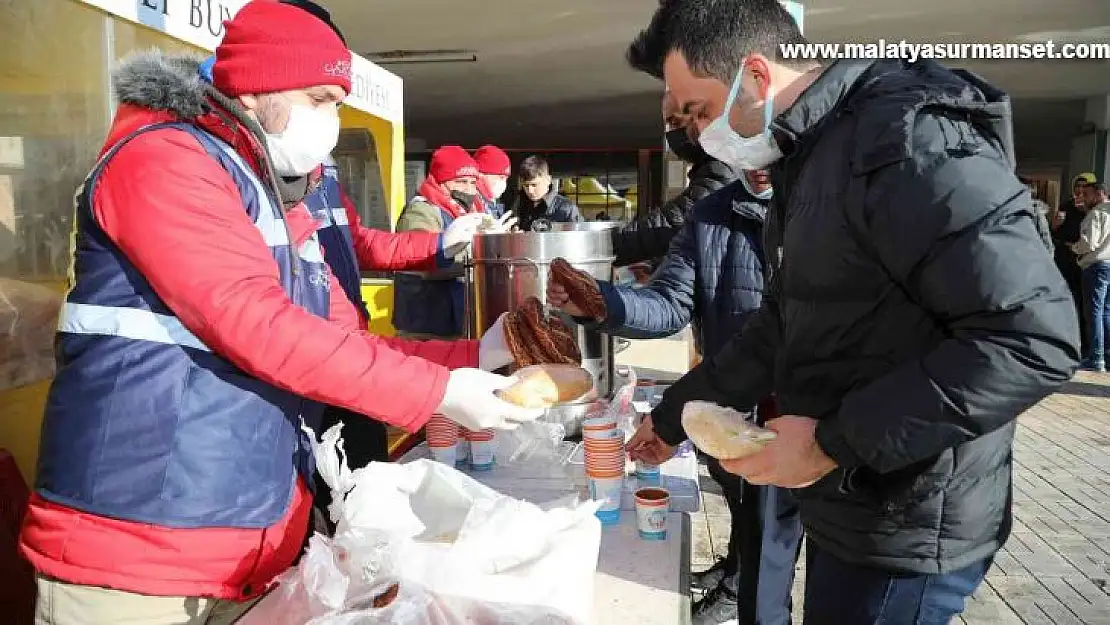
[417, 175, 483, 220]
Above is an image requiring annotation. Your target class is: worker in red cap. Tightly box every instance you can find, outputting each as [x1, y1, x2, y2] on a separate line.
[393, 146, 513, 339]
[474, 144, 513, 218]
[20, 3, 538, 622]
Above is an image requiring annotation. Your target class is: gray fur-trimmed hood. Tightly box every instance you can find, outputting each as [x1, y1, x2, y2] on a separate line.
[112, 50, 211, 119]
[110, 50, 316, 209]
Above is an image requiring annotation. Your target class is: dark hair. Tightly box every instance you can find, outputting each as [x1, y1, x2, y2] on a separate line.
[519, 156, 551, 181]
[628, 0, 810, 83]
[279, 0, 347, 44]
[1090, 183, 1108, 194]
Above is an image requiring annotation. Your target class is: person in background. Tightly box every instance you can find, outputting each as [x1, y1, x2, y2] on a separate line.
[596, 211, 610, 221]
[549, 168, 802, 625]
[474, 144, 512, 218]
[627, 1, 1078, 623]
[515, 155, 583, 230]
[19, 4, 538, 623]
[1054, 173, 1097, 354]
[1074, 182, 1110, 371]
[201, 0, 492, 477]
[393, 146, 490, 339]
[1018, 176, 1054, 252]
[610, 92, 739, 268]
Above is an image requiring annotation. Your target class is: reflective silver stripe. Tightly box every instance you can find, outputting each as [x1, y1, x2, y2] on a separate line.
[58, 302, 212, 352]
[299, 235, 326, 264]
[329, 207, 349, 226]
[205, 138, 289, 248]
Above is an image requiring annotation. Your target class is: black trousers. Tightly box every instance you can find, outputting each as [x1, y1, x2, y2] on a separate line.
[707, 458, 804, 625]
[312, 405, 389, 532]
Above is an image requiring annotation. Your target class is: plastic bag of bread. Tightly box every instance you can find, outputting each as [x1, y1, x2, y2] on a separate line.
[497, 364, 593, 409]
[239, 424, 601, 625]
[681, 401, 777, 460]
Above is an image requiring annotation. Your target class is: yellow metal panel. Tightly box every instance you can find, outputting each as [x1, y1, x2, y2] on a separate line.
[340, 108, 404, 336]
[362, 281, 397, 337]
[339, 108, 407, 228]
[0, 381, 50, 486]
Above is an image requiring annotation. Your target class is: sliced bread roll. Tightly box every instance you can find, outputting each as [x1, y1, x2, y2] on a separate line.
[497, 364, 594, 409]
[681, 401, 777, 460]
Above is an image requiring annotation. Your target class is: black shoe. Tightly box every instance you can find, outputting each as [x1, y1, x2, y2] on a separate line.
[691, 557, 732, 592]
[691, 579, 739, 625]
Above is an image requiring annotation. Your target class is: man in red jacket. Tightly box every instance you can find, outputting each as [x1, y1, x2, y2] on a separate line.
[20, 3, 537, 623]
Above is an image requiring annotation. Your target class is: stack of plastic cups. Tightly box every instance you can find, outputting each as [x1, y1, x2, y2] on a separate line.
[463, 428, 496, 471]
[583, 416, 624, 525]
[425, 415, 460, 466]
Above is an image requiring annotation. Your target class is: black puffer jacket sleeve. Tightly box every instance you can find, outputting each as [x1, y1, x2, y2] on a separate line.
[612, 159, 736, 266]
[651, 294, 781, 446]
[814, 114, 1080, 474]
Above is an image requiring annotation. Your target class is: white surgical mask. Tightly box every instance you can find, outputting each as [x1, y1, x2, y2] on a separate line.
[742, 174, 774, 200]
[265, 104, 341, 176]
[490, 178, 508, 199]
[699, 65, 782, 171]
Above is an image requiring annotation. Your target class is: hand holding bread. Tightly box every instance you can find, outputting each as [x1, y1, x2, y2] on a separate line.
[681, 401, 777, 460]
[546, 258, 607, 321]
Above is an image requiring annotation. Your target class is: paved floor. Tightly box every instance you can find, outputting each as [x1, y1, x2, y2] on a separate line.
[689, 371, 1110, 624]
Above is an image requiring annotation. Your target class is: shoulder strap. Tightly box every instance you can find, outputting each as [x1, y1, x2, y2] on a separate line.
[84, 122, 190, 199]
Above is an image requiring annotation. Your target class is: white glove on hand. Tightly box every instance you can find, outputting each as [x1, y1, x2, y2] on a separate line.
[442, 212, 488, 256]
[436, 368, 545, 431]
[479, 312, 514, 371]
[484, 211, 519, 233]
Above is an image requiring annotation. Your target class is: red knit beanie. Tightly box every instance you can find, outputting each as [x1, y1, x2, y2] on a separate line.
[474, 145, 511, 176]
[213, 1, 352, 96]
[430, 146, 480, 183]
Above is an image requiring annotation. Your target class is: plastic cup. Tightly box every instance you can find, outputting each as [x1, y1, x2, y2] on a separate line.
[635, 460, 661, 482]
[589, 475, 624, 525]
[582, 421, 618, 439]
[426, 415, 460, 448]
[455, 439, 470, 469]
[634, 487, 670, 540]
[469, 439, 495, 471]
[586, 464, 630, 479]
[463, 428, 495, 442]
[430, 445, 458, 467]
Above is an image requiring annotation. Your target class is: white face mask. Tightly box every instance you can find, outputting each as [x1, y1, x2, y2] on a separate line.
[699, 65, 783, 172]
[265, 104, 341, 176]
[490, 178, 508, 199]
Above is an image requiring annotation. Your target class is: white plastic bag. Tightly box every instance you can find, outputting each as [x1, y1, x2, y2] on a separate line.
[243, 423, 602, 625]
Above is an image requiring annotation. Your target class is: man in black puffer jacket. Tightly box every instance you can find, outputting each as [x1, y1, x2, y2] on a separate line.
[611, 93, 738, 266]
[627, 2, 1079, 623]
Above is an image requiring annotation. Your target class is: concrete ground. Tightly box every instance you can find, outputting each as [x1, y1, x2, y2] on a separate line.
[618, 336, 1110, 624]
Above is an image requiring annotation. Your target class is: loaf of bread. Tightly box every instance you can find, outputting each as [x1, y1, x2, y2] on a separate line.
[681, 401, 777, 460]
[549, 258, 607, 321]
[503, 297, 582, 367]
[497, 364, 594, 409]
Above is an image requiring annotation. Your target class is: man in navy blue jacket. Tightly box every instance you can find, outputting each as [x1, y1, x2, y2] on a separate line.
[548, 163, 801, 625]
